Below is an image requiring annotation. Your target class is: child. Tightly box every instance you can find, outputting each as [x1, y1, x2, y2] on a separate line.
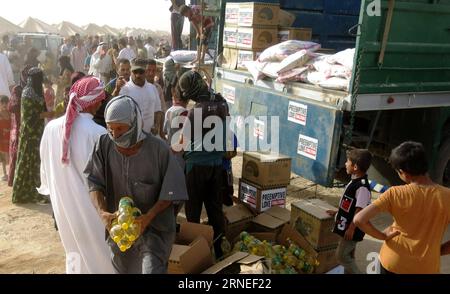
[164, 74, 188, 149]
[328, 148, 373, 274]
[354, 142, 450, 274]
[0, 96, 11, 181]
[180, 4, 214, 64]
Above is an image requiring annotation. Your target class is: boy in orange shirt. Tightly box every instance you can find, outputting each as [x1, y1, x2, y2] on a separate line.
[355, 141, 450, 274]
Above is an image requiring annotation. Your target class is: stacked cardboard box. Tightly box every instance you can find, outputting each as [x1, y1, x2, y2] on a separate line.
[238, 152, 291, 213]
[290, 198, 340, 273]
[223, 2, 279, 70]
[278, 27, 312, 43]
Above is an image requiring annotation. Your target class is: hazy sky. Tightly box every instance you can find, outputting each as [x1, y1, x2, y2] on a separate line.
[2, 0, 191, 33]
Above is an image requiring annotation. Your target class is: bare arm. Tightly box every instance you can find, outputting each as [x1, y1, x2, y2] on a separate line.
[354, 203, 400, 241]
[153, 111, 164, 137]
[344, 207, 362, 240]
[90, 190, 116, 230]
[135, 200, 172, 234]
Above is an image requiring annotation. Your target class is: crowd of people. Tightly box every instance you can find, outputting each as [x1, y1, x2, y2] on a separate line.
[0, 2, 448, 275]
[0, 18, 234, 272]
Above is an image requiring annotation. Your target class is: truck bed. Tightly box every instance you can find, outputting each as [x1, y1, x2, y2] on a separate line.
[216, 67, 349, 110]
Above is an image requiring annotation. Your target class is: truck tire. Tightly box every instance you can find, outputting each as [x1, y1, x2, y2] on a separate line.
[433, 136, 450, 187]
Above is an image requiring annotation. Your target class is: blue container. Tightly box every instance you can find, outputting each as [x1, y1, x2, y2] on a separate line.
[286, 9, 358, 50]
[280, 0, 324, 10]
[323, 0, 361, 16]
[214, 74, 343, 187]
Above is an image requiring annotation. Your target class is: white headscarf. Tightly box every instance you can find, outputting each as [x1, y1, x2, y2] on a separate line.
[104, 95, 147, 148]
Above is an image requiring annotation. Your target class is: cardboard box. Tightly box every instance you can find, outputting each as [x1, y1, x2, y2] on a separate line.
[242, 152, 292, 188]
[223, 26, 238, 48]
[290, 199, 340, 250]
[222, 47, 238, 70]
[168, 222, 214, 274]
[250, 206, 291, 233]
[223, 204, 255, 242]
[201, 252, 268, 274]
[225, 2, 240, 25]
[278, 9, 296, 27]
[238, 2, 280, 27]
[238, 178, 287, 213]
[277, 224, 338, 274]
[237, 49, 261, 70]
[278, 27, 312, 42]
[237, 26, 278, 50]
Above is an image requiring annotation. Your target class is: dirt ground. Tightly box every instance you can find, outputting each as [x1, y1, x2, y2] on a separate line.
[0, 155, 449, 274]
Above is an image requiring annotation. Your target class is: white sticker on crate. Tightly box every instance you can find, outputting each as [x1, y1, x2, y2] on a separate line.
[297, 134, 318, 160]
[254, 119, 265, 140]
[260, 187, 286, 212]
[224, 28, 237, 46]
[237, 30, 253, 49]
[238, 7, 253, 26]
[223, 84, 235, 104]
[288, 101, 308, 126]
[225, 5, 239, 24]
[240, 182, 257, 209]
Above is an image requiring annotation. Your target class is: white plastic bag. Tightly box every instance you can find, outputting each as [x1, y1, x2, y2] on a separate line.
[326, 48, 355, 70]
[244, 61, 265, 81]
[258, 40, 321, 62]
[276, 66, 308, 83]
[319, 77, 350, 91]
[256, 62, 282, 79]
[170, 50, 213, 63]
[277, 50, 317, 74]
[304, 70, 328, 85]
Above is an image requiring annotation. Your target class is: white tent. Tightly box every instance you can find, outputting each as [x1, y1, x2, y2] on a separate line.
[102, 25, 120, 37]
[19, 17, 59, 34]
[0, 16, 23, 34]
[83, 23, 108, 36]
[57, 21, 84, 37]
[126, 28, 150, 38]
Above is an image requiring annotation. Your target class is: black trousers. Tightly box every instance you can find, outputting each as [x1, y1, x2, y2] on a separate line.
[185, 165, 225, 258]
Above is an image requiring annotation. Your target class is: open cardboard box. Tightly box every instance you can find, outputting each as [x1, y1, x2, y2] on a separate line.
[230, 225, 337, 274]
[202, 252, 268, 274]
[249, 206, 291, 234]
[277, 225, 338, 274]
[224, 204, 255, 242]
[168, 222, 214, 274]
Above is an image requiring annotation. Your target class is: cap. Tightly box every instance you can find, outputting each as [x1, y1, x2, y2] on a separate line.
[130, 58, 147, 72]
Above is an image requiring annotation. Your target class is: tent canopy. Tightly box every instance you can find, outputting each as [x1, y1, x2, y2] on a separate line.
[83, 23, 108, 36]
[0, 16, 23, 35]
[57, 21, 84, 37]
[19, 17, 58, 34]
[102, 25, 120, 37]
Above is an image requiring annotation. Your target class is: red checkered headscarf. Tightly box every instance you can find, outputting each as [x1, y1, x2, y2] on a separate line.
[62, 77, 106, 164]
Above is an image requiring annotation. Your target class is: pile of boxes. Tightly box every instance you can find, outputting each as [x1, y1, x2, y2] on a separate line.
[222, 2, 313, 70]
[238, 151, 291, 213]
[168, 152, 340, 274]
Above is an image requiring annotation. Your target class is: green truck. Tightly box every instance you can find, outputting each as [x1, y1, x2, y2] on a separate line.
[201, 0, 450, 187]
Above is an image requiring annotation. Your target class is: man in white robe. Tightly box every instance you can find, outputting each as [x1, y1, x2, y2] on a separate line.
[38, 77, 116, 274]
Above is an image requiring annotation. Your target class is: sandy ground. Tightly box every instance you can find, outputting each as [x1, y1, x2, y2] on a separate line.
[0, 155, 449, 274]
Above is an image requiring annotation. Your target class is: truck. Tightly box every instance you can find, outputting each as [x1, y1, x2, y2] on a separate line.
[191, 0, 450, 188]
